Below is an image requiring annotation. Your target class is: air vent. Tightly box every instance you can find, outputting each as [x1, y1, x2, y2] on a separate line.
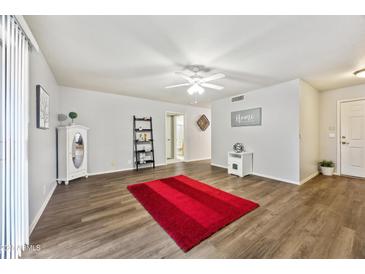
[231, 95, 244, 102]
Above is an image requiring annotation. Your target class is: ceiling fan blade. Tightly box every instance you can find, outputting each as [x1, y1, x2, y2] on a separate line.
[165, 83, 191, 89]
[201, 83, 224, 90]
[180, 69, 196, 77]
[200, 73, 226, 83]
[175, 71, 194, 83]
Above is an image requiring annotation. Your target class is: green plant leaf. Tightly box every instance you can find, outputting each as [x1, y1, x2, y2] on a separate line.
[319, 160, 334, 167]
[69, 112, 78, 119]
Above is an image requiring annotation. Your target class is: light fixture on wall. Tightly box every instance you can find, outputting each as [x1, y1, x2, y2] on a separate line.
[354, 68, 365, 78]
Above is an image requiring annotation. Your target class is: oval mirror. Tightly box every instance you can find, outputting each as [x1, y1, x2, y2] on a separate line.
[72, 132, 84, 169]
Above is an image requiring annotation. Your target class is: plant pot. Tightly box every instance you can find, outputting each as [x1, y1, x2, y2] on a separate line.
[320, 166, 334, 176]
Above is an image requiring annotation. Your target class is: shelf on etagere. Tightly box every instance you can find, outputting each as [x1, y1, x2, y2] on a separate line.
[135, 129, 152, 132]
[135, 139, 153, 143]
[134, 118, 151, 121]
[136, 149, 154, 153]
[136, 160, 155, 165]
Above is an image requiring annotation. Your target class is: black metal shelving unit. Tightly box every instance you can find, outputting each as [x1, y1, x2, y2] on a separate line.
[133, 116, 155, 170]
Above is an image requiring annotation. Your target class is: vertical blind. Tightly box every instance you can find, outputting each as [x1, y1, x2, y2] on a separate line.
[0, 15, 30, 259]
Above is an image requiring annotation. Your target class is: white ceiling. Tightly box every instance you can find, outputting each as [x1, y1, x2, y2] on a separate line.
[25, 16, 365, 107]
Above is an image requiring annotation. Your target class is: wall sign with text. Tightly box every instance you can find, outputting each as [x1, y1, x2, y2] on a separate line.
[231, 107, 262, 127]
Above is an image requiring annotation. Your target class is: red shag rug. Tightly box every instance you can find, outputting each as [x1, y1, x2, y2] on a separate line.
[127, 175, 259, 252]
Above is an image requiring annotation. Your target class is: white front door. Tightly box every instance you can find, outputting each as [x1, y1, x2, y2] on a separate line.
[340, 100, 365, 177]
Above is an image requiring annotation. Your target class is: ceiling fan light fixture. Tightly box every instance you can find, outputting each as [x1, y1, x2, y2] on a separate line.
[354, 68, 365, 78]
[187, 84, 204, 95]
[167, 67, 225, 97]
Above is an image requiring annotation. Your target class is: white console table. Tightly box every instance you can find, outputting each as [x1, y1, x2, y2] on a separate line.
[227, 151, 253, 177]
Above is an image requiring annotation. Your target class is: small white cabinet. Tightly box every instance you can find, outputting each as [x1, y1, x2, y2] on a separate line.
[228, 151, 253, 177]
[57, 125, 89, 185]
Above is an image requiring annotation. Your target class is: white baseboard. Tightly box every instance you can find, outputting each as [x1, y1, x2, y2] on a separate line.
[29, 181, 57, 235]
[89, 167, 134, 176]
[211, 162, 300, 185]
[90, 159, 211, 176]
[300, 171, 319, 185]
[210, 162, 227, 169]
[88, 163, 166, 176]
[184, 157, 211, 163]
[252, 172, 300, 185]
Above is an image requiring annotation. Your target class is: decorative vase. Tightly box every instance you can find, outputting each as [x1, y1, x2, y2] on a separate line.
[320, 166, 334, 176]
[233, 143, 245, 153]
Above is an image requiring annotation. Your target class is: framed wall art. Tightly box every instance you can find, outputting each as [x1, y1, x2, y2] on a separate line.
[231, 107, 262, 127]
[197, 114, 210, 131]
[36, 85, 50, 129]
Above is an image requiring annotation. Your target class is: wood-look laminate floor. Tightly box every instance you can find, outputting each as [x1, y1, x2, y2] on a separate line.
[23, 160, 365, 259]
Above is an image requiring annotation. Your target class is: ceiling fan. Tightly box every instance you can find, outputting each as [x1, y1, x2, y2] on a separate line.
[165, 66, 225, 95]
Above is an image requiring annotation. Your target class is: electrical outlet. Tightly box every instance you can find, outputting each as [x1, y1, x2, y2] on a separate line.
[111, 160, 116, 167]
[43, 185, 46, 195]
[128, 160, 132, 164]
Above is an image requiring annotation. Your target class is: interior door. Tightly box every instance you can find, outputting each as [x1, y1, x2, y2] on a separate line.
[166, 115, 173, 159]
[341, 100, 365, 177]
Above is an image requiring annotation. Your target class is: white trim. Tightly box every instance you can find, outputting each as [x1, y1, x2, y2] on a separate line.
[89, 159, 211, 177]
[184, 157, 211, 162]
[29, 181, 57, 235]
[88, 163, 166, 176]
[57, 124, 89, 130]
[336, 97, 365, 176]
[166, 159, 183, 165]
[164, 111, 186, 165]
[300, 171, 319, 185]
[89, 167, 134, 176]
[211, 162, 227, 169]
[210, 162, 300, 184]
[252, 172, 300, 185]
[14, 16, 40, 52]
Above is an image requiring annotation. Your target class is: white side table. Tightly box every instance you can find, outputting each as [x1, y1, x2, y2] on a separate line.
[227, 151, 253, 177]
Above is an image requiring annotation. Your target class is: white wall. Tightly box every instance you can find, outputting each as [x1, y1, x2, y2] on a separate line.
[299, 80, 320, 182]
[319, 83, 365, 173]
[211, 80, 301, 184]
[28, 50, 60, 229]
[59, 86, 211, 174]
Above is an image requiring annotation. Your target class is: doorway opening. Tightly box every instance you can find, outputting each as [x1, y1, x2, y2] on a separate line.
[165, 112, 184, 164]
[338, 99, 365, 178]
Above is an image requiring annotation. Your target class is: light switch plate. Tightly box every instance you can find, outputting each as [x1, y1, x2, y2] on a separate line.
[329, 133, 336, 138]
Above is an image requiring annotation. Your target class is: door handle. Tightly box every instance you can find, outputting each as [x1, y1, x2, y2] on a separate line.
[341, 142, 349, 145]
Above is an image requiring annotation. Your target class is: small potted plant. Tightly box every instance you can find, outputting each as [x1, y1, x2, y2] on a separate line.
[319, 160, 335, 176]
[69, 112, 78, 125]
